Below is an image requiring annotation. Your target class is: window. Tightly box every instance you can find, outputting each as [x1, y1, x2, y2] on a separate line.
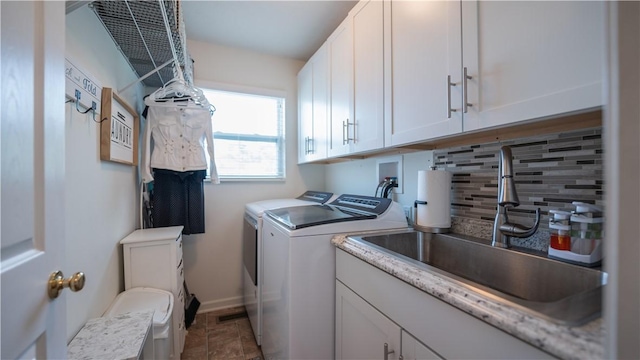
[201, 88, 285, 180]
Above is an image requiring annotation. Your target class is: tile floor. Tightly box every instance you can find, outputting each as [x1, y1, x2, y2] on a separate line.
[181, 306, 263, 360]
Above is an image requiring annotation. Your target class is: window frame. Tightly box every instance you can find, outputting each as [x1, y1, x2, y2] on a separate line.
[195, 80, 287, 182]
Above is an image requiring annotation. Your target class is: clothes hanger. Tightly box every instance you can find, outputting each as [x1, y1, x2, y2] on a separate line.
[144, 74, 211, 110]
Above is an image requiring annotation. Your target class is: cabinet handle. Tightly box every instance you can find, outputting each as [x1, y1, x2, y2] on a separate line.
[463, 67, 473, 113]
[447, 75, 457, 119]
[384, 343, 395, 360]
[308, 137, 314, 154]
[343, 119, 354, 145]
[342, 120, 348, 145]
[351, 120, 356, 144]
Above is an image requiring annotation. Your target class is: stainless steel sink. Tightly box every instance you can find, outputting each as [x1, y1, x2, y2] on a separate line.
[350, 230, 606, 325]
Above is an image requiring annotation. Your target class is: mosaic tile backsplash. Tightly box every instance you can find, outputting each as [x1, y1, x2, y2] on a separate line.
[433, 127, 603, 252]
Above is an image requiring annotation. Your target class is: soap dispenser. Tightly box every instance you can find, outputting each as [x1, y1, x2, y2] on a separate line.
[549, 210, 571, 251]
[548, 202, 603, 266]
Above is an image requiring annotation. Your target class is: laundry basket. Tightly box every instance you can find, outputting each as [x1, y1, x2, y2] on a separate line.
[104, 287, 174, 360]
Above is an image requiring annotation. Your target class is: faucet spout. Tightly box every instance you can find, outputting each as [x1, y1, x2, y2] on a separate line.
[492, 146, 540, 248]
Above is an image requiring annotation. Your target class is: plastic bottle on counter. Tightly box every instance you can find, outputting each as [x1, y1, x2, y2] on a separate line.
[570, 202, 604, 256]
[549, 210, 571, 251]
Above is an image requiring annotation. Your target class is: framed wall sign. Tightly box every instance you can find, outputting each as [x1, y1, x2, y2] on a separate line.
[100, 88, 139, 166]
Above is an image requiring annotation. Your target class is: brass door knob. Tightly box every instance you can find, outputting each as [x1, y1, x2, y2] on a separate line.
[48, 271, 85, 299]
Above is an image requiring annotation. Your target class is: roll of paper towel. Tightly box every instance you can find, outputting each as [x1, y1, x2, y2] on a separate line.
[416, 169, 452, 229]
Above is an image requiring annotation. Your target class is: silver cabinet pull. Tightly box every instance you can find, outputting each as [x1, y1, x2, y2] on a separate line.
[343, 119, 354, 145]
[463, 67, 473, 113]
[447, 75, 457, 118]
[342, 120, 348, 145]
[351, 120, 356, 144]
[384, 343, 395, 360]
[308, 137, 314, 154]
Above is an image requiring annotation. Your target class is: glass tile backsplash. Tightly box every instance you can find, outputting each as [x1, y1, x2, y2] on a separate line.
[433, 127, 603, 251]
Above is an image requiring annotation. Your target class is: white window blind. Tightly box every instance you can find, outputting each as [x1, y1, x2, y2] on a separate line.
[202, 88, 285, 180]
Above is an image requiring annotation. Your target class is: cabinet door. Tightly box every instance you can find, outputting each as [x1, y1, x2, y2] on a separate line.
[311, 45, 329, 161]
[352, 0, 384, 153]
[401, 330, 442, 360]
[385, 0, 463, 147]
[298, 61, 314, 163]
[328, 17, 354, 157]
[298, 45, 329, 164]
[336, 280, 400, 360]
[461, 0, 604, 132]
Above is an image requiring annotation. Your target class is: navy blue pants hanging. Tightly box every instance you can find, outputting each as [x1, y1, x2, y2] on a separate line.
[152, 168, 206, 235]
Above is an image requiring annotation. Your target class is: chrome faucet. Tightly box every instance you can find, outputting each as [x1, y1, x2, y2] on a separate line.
[492, 146, 540, 248]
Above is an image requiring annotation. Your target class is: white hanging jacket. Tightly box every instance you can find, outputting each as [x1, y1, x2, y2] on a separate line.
[141, 106, 219, 184]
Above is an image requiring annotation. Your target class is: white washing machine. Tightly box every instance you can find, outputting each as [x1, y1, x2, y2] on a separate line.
[243, 191, 334, 346]
[261, 194, 409, 360]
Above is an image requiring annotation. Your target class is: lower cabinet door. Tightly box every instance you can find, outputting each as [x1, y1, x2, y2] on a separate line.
[336, 280, 401, 360]
[401, 330, 442, 360]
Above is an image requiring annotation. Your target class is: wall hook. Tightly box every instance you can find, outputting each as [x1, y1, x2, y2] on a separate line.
[73, 90, 100, 122]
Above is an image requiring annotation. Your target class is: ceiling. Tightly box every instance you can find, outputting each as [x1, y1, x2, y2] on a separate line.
[181, 0, 358, 61]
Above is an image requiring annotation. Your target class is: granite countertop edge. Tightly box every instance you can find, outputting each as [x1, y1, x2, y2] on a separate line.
[332, 234, 604, 360]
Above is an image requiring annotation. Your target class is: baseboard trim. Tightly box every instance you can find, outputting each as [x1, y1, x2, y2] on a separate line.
[197, 296, 244, 314]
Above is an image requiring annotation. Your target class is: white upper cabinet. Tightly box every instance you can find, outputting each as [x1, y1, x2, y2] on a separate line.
[460, 1, 605, 132]
[351, 0, 384, 153]
[298, 44, 329, 164]
[301, 0, 605, 161]
[328, 16, 354, 158]
[384, 0, 463, 147]
[328, 0, 385, 158]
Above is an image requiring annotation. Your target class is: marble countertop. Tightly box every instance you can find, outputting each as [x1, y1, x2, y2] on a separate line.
[332, 233, 604, 360]
[68, 310, 153, 360]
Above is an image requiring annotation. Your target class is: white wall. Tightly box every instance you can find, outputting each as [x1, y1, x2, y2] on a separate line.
[65, 6, 144, 341]
[324, 151, 434, 213]
[183, 39, 326, 311]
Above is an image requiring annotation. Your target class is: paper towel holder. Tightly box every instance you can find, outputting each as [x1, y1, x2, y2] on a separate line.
[413, 200, 450, 234]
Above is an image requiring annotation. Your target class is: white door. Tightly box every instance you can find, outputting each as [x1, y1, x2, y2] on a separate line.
[352, 0, 384, 154]
[328, 17, 354, 158]
[401, 330, 442, 360]
[297, 61, 314, 163]
[385, 0, 463, 147]
[1, 2, 68, 359]
[335, 280, 401, 359]
[461, 0, 604, 132]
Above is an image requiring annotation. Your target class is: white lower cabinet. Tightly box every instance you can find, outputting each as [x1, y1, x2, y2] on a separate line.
[402, 330, 441, 360]
[337, 280, 442, 360]
[336, 281, 401, 359]
[336, 249, 554, 359]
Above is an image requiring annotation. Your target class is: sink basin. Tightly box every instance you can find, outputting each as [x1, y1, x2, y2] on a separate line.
[350, 230, 606, 325]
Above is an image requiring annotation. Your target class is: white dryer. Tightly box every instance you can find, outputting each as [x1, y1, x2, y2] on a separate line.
[261, 194, 409, 360]
[243, 191, 334, 346]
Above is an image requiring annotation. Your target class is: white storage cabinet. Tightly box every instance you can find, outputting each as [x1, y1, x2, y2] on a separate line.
[383, 0, 463, 147]
[327, 15, 354, 158]
[298, 43, 329, 164]
[121, 226, 186, 359]
[460, 0, 604, 132]
[336, 249, 554, 359]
